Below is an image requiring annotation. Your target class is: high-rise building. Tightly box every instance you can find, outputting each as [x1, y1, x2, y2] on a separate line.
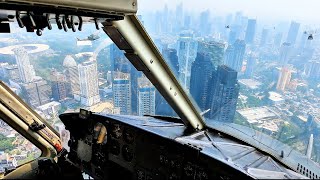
[184, 15, 191, 29]
[299, 32, 309, 49]
[304, 61, 320, 80]
[63, 55, 80, 100]
[228, 25, 242, 44]
[137, 76, 155, 116]
[244, 19, 257, 44]
[276, 67, 292, 91]
[4, 65, 20, 82]
[111, 43, 139, 115]
[279, 42, 292, 66]
[155, 90, 176, 117]
[113, 71, 131, 115]
[190, 53, 213, 111]
[111, 43, 130, 73]
[260, 28, 269, 46]
[286, 21, 300, 45]
[208, 65, 240, 123]
[199, 10, 210, 36]
[51, 69, 67, 101]
[224, 39, 246, 72]
[13, 47, 35, 83]
[197, 40, 225, 70]
[273, 32, 283, 47]
[177, 30, 197, 90]
[78, 59, 100, 106]
[22, 79, 52, 107]
[162, 48, 179, 77]
[245, 54, 257, 78]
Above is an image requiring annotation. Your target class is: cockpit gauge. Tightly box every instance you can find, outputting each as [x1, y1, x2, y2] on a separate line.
[93, 123, 107, 145]
[123, 128, 134, 144]
[109, 140, 120, 155]
[122, 145, 133, 162]
[111, 124, 122, 139]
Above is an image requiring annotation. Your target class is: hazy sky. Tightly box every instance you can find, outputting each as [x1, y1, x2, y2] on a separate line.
[138, 0, 320, 25]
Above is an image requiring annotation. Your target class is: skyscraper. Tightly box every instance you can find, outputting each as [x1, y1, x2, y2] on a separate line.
[162, 48, 179, 77]
[63, 55, 80, 100]
[199, 10, 210, 36]
[299, 32, 309, 49]
[137, 76, 155, 116]
[228, 25, 242, 44]
[286, 21, 300, 45]
[113, 71, 131, 115]
[190, 52, 213, 111]
[110, 43, 139, 115]
[4, 65, 20, 82]
[245, 54, 257, 78]
[279, 42, 292, 66]
[177, 30, 197, 90]
[260, 28, 269, 46]
[51, 69, 67, 101]
[276, 67, 292, 91]
[208, 65, 240, 123]
[78, 59, 100, 106]
[197, 40, 225, 70]
[244, 19, 256, 44]
[224, 39, 246, 72]
[304, 61, 320, 80]
[23, 79, 52, 107]
[274, 32, 283, 47]
[13, 47, 35, 83]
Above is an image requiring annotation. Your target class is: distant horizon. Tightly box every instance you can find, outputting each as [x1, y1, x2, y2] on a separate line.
[138, 0, 320, 26]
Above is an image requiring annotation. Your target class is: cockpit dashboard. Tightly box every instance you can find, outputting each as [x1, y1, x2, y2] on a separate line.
[60, 111, 305, 180]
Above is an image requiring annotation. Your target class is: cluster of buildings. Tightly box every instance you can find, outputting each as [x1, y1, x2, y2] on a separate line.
[0, 120, 40, 173]
[0, 2, 320, 164]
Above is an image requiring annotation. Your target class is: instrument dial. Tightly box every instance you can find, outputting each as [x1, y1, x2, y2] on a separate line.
[111, 124, 122, 139]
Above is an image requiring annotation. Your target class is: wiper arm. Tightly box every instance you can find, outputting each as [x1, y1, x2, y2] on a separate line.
[102, 15, 205, 131]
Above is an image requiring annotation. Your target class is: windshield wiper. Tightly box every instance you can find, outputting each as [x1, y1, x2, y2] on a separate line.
[143, 114, 183, 124]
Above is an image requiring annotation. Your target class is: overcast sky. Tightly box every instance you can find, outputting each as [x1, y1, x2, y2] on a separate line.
[138, 0, 320, 25]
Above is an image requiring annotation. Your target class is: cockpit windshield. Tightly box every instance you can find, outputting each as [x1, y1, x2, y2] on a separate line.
[0, 0, 319, 169]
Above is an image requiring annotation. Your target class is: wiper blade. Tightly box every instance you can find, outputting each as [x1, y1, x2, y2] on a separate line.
[143, 114, 182, 124]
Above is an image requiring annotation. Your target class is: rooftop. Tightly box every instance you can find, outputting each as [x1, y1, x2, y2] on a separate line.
[268, 91, 285, 102]
[238, 79, 262, 90]
[237, 106, 279, 123]
[37, 101, 61, 110]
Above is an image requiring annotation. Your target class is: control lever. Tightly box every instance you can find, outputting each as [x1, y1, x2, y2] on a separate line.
[65, 15, 76, 32]
[46, 14, 52, 30]
[55, 14, 62, 30]
[65, 15, 72, 29]
[70, 16, 76, 32]
[62, 16, 68, 32]
[27, 12, 36, 29]
[16, 11, 24, 28]
[94, 18, 100, 30]
[78, 16, 83, 31]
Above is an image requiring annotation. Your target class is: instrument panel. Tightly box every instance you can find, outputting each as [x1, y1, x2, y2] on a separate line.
[60, 112, 307, 180]
[60, 112, 251, 180]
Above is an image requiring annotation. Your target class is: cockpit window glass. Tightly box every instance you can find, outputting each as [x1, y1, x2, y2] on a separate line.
[0, 0, 319, 166]
[0, 119, 41, 173]
[139, 0, 320, 165]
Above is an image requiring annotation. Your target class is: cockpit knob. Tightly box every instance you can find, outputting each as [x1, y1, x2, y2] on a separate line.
[36, 29, 42, 36]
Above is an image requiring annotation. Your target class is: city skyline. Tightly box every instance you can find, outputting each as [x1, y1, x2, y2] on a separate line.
[0, 1, 320, 165]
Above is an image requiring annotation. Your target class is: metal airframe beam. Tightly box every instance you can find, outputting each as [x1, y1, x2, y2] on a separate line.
[104, 15, 205, 130]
